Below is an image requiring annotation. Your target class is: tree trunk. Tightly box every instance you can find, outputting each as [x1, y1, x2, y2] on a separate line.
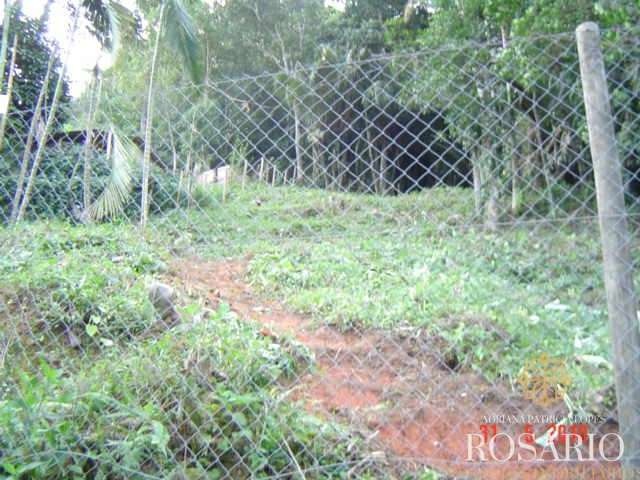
[366, 124, 376, 192]
[338, 147, 348, 189]
[482, 137, 500, 231]
[354, 138, 366, 192]
[511, 155, 521, 214]
[379, 148, 388, 194]
[168, 125, 177, 174]
[499, 26, 523, 216]
[185, 109, 197, 206]
[82, 73, 102, 212]
[311, 141, 321, 187]
[141, 3, 166, 228]
[327, 146, 335, 190]
[472, 153, 483, 215]
[16, 61, 66, 221]
[485, 181, 499, 231]
[0, 0, 13, 87]
[543, 142, 558, 218]
[532, 104, 555, 217]
[10, 54, 54, 222]
[0, 34, 18, 151]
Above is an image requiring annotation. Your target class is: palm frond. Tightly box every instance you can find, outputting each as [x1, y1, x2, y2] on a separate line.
[163, 0, 202, 82]
[82, 0, 136, 54]
[88, 130, 140, 221]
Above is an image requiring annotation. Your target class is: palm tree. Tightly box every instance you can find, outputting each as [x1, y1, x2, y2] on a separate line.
[82, 65, 103, 213]
[82, 0, 201, 227]
[87, 129, 140, 221]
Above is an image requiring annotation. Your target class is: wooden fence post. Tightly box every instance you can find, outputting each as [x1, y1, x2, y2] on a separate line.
[242, 159, 248, 190]
[577, 22, 640, 478]
[259, 157, 265, 182]
[222, 168, 228, 203]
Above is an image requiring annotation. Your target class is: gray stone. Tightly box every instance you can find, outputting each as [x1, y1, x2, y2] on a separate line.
[148, 282, 179, 326]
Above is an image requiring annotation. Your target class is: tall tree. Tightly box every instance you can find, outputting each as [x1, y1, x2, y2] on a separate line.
[6, 2, 70, 221]
[0, 33, 18, 150]
[82, 0, 201, 226]
[15, 0, 78, 221]
[0, 0, 15, 89]
[82, 65, 102, 212]
[0, 3, 69, 134]
[202, 0, 326, 181]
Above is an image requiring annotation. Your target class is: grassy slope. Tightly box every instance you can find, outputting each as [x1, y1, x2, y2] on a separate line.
[166, 182, 614, 409]
[0, 181, 621, 478]
[0, 222, 361, 479]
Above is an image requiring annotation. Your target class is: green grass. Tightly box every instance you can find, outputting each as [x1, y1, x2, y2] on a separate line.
[247, 224, 612, 405]
[151, 180, 617, 411]
[0, 180, 624, 478]
[153, 182, 477, 257]
[168, 180, 615, 411]
[0, 305, 358, 479]
[0, 220, 367, 479]
[1, 222, 169, 366]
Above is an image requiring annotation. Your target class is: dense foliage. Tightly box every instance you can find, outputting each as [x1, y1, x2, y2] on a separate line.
[80, 0, 640, 222]
[2, 0, 639, 225]
[0, 144, 190, 222]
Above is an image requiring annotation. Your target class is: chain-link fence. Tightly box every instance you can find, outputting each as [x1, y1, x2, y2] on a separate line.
[1, 23, 639, 479]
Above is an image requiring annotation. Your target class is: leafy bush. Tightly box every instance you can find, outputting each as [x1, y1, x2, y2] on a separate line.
[1, 146, 98, 221]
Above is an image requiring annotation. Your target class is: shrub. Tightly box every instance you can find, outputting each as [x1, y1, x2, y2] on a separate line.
[0, 143, 190, 223]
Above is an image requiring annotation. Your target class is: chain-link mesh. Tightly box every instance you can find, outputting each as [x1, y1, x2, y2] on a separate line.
[1, 26, 639, 479]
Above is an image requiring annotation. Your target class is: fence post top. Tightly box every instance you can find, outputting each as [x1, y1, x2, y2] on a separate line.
[576, 22, 599, 36]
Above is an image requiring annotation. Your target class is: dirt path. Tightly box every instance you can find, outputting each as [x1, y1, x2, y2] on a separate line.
[170, 258, 621, 480]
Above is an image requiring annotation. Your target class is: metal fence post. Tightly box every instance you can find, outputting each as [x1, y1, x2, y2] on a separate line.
[577, 22, 640, 477]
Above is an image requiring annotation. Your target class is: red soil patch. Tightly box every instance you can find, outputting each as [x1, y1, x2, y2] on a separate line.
[170, 258, 622, 480]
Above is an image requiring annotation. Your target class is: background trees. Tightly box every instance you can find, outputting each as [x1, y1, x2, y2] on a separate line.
[2, 0, 640, 224]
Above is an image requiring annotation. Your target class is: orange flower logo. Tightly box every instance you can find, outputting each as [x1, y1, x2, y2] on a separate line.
[517, 353, 572, 408]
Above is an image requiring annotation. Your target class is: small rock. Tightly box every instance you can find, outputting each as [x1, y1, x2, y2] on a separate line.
[66, 328, 81, 348]
[148, 282, 180, 326]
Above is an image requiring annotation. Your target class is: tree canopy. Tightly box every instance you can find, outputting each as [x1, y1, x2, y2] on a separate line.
[3, 0, 640, 223]
[0, 6, 70, 130]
